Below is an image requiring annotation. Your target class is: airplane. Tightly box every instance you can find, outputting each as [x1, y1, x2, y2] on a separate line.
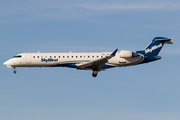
[3, 37, 173, 77]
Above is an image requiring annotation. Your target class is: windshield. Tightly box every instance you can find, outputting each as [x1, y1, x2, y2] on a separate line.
[13, 55, 22, 58]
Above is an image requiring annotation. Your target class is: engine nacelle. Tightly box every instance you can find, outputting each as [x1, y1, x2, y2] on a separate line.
[119, 50, 139, 58]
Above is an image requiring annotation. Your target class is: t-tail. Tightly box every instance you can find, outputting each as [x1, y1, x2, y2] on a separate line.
[136, 37, 173, 61]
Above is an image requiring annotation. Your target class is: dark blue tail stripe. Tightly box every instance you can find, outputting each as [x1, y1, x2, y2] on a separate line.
[136, 37, 167, 60]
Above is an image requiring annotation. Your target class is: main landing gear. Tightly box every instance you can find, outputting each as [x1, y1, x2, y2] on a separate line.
[92, 71, 98, 77]
[13, 67, 17, 74]
[92, 66, 101, 77]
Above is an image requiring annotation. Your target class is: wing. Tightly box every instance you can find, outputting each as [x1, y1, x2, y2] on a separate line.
[76, 49, 118, 70]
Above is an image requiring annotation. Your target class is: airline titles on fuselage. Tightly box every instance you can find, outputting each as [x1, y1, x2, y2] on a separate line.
[41, 58, 58, 62]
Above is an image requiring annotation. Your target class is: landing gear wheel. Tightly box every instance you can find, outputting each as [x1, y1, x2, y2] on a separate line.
[92, 71, 98, 77]
[13, 70, 17, 74]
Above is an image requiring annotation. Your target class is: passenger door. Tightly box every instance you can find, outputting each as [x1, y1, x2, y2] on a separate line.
[25, 53, 31, 65]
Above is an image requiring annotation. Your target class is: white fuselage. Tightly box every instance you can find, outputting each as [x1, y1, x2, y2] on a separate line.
[4, 52, 144, 70]
[3, 37, 172, 77]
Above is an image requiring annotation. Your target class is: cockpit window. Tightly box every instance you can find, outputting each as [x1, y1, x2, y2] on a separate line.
[13, 55, 22, 58]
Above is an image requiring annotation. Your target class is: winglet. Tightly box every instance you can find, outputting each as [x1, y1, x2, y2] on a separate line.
[111, 49, 118, 56]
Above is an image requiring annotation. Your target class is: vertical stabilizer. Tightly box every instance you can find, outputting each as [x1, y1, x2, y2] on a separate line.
[136, 37, 173, 60]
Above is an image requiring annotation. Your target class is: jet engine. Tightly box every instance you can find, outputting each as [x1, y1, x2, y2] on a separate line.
[119, 50, 139, 58]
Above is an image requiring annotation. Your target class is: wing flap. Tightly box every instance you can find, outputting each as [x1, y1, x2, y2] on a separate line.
[76, 49, 118, 69]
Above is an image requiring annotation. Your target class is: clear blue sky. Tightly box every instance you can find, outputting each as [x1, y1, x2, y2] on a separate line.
[1, 0, 180, 120]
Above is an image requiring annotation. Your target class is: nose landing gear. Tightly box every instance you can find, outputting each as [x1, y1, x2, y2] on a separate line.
[13, 67, 17, 74]
[13, 70, 17, 74]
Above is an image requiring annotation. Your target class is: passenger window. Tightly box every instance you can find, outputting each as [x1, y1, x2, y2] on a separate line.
[50, 56, 52, 58]
[72, 56, 73, 58]
[92, 56, 94, 58]
[63, 56, 65, 58]
[33, 56, 35, 58]
[54, 56, 56, 58]
[76, 56, 78, 58]
[59, 56, 60, 58]
[80, 56, 82, 58]
[67, 56, 69, 58]
[37, 56, 39, 58]
[97, 56, 98, 58]
[41, 56, 43, 58]
[88, 56, 90, 58]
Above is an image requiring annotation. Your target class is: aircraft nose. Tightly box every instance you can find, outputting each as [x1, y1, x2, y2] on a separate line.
[3, 60, 11, 66]
[3, 61, 8, 65]
[3, 60, 12, 68]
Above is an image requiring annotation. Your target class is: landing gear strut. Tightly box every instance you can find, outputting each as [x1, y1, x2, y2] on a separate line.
[92, 65, 101, 77]
[13, 67, 17, 74]
[92, 71, 98, 77]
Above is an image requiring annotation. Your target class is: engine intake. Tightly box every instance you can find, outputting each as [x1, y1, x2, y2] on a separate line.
[119, 50, 139, 58]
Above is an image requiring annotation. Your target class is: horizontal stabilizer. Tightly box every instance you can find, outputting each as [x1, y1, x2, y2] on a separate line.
[155, 38, 174, 44]
[165, 41, 173, 44]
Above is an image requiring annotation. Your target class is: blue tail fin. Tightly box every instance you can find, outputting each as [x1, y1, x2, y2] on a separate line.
[136, 37, 173, 60]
